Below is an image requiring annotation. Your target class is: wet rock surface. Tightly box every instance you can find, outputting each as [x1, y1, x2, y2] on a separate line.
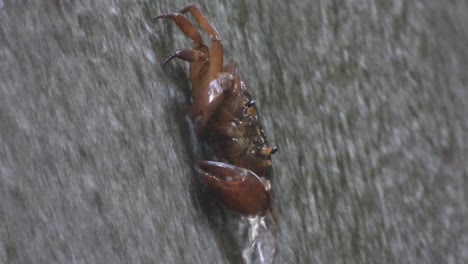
[1, 1, 467, 263]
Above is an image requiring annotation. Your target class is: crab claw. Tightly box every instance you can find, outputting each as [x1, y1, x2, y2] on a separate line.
[195, 161, 271, 216]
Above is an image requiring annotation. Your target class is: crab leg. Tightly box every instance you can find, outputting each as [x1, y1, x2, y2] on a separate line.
[153, 11, 211, 97]
[161, 49, 207, 65]
[179, 5, 223, 77]
[153, 13, 203, 47]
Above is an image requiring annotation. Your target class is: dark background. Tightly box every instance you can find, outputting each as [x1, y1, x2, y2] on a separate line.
[1, 0, 467, 263]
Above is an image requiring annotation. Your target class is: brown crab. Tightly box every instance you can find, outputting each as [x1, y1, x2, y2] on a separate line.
[154, 5, 277, 216]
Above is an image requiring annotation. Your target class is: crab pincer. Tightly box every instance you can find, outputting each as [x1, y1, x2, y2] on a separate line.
[195, 161, 271, 216]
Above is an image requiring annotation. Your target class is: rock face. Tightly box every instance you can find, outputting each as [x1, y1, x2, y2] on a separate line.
[1, 1, 467, 263]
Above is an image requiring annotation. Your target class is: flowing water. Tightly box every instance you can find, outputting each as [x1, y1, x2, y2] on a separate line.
[1, 0, 467, 263]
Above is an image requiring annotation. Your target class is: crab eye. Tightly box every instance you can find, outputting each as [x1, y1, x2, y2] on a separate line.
[243, 100, 256, 116]
[271, 146, 278, 154]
